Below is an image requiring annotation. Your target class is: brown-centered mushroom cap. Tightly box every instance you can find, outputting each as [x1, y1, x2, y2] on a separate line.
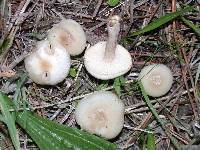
[24, 40, 71, 85]
[75, 91, 124, 139]
[48, 18, 86, 56]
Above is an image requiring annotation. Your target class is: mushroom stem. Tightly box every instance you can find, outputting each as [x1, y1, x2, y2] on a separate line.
[104, 15, 120, 62]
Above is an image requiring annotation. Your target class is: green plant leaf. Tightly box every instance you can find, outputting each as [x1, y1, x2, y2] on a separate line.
[0, 92, 20, 150]
[69, 68, 77, 78]
[181, 17, 200, 36]
[147, 132, 156, 150]
[107, 0, 119, 7]
[129, 6, 193, 37]
[138, 133, 146, 150]
[114, 77, 121, 96]
[119, 76, 126, 85]
[197, 89, 200, 98]
[0, 38, 10, 55]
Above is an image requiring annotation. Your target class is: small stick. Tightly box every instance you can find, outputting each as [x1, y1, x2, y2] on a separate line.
[7, 52, 28, 70]
[62, 11, 106, 21]
[59, 106, 74, 124]
[92, 0, 103, 18]
[0, 70, 16, 78]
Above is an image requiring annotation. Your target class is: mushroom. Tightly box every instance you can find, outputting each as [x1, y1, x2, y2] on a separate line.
[138, 64, 173, 97]
[75, 91, 124, 139]
[47, 18, 86, 56]
[84, 15, 132, 80]
[24, 40, 71, 85]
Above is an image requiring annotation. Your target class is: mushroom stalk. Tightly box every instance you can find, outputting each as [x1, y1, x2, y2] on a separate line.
[104, 16, 120, 62]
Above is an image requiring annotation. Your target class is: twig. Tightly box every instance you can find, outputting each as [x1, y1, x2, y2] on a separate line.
[181, 47, 199, 120]
[62, 11, 106, 21]
[124, 124, 153, 134]
[88, 21, 106, 32]
[59, 106, 74, 124]
[92, 0, 103, 18]
[7, 52, 29, 70]
[0, 70, 16, 78]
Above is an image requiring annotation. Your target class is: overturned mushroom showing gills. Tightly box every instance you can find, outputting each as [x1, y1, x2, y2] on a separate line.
[84, 15, 132, 80]
[138, 64, 173, 97]
[47, 18, 86, 56]
[24, 40, 70, 85]
[75, 91, 124, 139]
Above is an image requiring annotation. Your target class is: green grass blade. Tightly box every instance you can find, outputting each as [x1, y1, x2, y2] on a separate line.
[181, 17, 200, 36]
[0, 92, 20, 150]
[138, 133, 146, 150]
[0, 38, 10, 55]
[129, 6, 193, 37]
[147, 132, 156, 150]
[114, 77, 121, 96]
[138, 81, 181, 150]
[13, 73, 28, 109]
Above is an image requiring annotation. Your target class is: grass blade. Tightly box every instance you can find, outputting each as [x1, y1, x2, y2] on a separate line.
[147, 132, 156, 150]
[181, 17, 200, 36]
[129, 6, 193, 37]
[0, 38, 10, 55]
[0, 92, 20, 150]
[13, 73, 28, 109]
[114, 77, 121, 96]
[138, 81, 181, 150]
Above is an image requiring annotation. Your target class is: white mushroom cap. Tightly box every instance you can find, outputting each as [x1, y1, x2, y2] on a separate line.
[47, 19, 86, 56]
[84, 42, 132, 80]
[75, 91, 124, 139]
[24, 40, 71, 85]
[138, 64, 173, 97]
[84, 15, 132, 80]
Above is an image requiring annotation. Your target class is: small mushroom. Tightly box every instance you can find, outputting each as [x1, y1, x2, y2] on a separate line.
[75, 91, 124, 139]
[24, 40, 71, 85]
[47, 18, 86, 56]
[84, 15, 132, 80]
[138, 64, 173, 97]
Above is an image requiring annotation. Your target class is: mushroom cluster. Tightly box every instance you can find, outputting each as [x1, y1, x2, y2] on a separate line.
[24, 14, 175, 142]
[25, 18, 86, 85]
